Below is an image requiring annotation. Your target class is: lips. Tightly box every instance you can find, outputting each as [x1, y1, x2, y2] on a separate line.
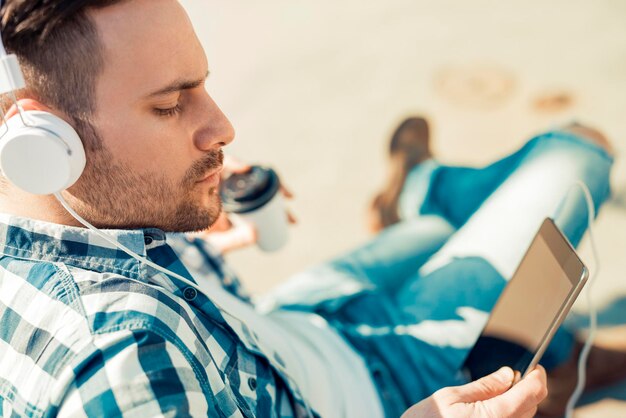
[196, 165, 223, 185]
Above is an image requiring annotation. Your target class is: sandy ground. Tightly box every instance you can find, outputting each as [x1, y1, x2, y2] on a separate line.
[182, 1, 626, 415]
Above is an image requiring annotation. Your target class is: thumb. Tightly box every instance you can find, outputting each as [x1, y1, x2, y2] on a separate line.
[455, 367, 515, 402]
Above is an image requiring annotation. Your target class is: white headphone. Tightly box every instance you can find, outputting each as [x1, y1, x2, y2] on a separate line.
[0, 110, 86, 195]
[0, 18, 86, 196]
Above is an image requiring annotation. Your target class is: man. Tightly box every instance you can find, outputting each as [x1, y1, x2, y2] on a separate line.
[0, 0, 615, 416]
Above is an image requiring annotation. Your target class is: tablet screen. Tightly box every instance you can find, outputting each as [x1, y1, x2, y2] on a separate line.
[463, 219, 586, 380]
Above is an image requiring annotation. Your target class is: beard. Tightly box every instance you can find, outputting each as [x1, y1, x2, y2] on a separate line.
[66, 146, 224, 232]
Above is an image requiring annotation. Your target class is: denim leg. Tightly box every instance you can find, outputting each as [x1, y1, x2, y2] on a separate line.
[406, 139, 547, 227]
[323, 290, 472, 414]
[391, 131, 613, 383]
[321, 132, 612, 411]
[418, 131, 613, 279]
[325, 216, 455, 295]
[262, 216, 455, 311]
[271, 131, 612, 414]
[398, 133, 584, 231]
[324, 257, 504, 409]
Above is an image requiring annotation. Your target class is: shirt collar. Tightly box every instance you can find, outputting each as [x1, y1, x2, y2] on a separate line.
[0, 214, 306, 392]
[0, 213, 166, 281]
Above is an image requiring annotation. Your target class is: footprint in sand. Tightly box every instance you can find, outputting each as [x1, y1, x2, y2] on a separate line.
[434, 63, 516, 109]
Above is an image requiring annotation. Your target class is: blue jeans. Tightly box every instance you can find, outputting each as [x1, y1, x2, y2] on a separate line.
[264, 130, 613, 417]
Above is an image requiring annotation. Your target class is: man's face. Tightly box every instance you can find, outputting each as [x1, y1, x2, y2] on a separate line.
[68, 0, 234, 232]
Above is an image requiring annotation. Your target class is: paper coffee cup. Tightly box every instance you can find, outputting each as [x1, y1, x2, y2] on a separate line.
[220, 166, 289, 252]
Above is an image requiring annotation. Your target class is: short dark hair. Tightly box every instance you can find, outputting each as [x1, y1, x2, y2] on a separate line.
[1, 0, 127, 151]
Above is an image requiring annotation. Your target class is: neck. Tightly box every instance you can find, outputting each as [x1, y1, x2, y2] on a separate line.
[0, 185, 83, 227]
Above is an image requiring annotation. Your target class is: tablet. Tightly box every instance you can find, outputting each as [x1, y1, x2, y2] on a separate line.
[463, 218, 588, 381]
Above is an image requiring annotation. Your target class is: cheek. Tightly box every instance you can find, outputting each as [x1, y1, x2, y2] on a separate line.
[95, 117, 191, 183]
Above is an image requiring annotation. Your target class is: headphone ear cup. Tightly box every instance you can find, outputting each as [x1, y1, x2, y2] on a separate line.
[0, 110, 86, 195]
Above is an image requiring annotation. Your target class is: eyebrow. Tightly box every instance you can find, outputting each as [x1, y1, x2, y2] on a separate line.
[146, 70, 210, 98]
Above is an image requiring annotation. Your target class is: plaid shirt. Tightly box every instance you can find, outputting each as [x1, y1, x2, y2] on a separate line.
[0, 214, 314, 417]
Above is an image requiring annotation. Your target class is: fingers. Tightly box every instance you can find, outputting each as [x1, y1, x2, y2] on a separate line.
[278, 181, 296, 223]
[452, 367, 515, 403]
[482, 366, 548, 418]
[412, 367, 544, 418]
[280, 183, 294, 199]
[202, 219, 258, 254]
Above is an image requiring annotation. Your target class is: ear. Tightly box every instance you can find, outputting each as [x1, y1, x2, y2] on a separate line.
[5, 98, 54, 119]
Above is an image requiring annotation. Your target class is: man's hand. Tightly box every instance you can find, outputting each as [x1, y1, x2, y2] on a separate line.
[401, 366, 547, 418]
[189, 155, 296, 254]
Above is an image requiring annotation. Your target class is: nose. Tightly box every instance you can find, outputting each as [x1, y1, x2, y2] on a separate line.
[193, 95, 235, 151]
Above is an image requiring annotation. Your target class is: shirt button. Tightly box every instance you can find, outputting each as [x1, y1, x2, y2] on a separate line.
[248, 377, 257, 391]
[183, 287, 197, 301]
[144, 235, 154, 245]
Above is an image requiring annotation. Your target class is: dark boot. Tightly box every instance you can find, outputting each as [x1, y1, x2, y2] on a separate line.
[368, 116, 433, 233]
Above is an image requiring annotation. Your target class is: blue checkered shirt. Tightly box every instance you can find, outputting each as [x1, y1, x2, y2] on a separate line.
[0, 215, 313, 417]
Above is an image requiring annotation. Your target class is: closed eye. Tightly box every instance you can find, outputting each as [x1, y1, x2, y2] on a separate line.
[154, 103, 183, 117]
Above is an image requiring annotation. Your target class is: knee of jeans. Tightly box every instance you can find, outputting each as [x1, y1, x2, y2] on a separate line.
[520, 132, 613, 199]
[527, 130, 614, 164]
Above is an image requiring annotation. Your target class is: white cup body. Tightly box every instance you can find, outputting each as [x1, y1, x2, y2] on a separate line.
[237, 192, 289, 252]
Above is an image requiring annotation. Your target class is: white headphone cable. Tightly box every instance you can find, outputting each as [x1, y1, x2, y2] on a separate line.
[54, 192, 214, 294]
[53, 191, 270, 331]
[564, 180, 600, 418]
